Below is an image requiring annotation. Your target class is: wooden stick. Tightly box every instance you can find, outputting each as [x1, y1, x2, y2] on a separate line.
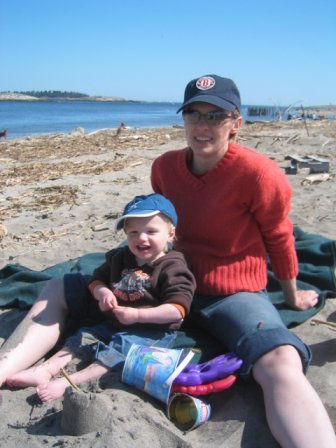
[61, 368, 81, 391]
[310, 319, 336, 331]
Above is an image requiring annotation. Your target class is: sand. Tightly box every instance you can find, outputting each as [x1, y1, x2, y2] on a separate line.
[0, 118, 336, 447]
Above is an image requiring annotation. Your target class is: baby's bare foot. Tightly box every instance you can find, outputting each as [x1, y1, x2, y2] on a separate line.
[37, 378, 68, 402]
[6, 365, 53, 388]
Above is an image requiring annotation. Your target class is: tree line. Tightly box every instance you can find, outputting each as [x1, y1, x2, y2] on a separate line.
[1, 90, 89, 98]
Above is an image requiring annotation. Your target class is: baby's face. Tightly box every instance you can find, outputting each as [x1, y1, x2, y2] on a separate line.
[125, 214, 175, 264]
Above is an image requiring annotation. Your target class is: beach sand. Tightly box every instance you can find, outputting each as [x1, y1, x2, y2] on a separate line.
[0, 118, 336, 447]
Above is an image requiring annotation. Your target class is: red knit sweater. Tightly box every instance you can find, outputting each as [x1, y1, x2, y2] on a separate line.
[151, 142, 298, 295]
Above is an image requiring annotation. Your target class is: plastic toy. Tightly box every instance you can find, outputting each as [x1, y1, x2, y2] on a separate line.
[174, 353, 242, 386]
[171, 375, 237, 397]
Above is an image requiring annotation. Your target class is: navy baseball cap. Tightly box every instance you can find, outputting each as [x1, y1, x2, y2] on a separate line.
[116, 193, 178, 230]
[177, 75, 241, 113]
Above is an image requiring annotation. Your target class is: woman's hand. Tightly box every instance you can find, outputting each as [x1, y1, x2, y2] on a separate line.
[290, 290, 319, 310]
[279, 279, 319, 310]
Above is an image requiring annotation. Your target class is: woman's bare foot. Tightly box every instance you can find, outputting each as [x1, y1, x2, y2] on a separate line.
[37, 378, 69, 402]
[6, 365, 53, 388]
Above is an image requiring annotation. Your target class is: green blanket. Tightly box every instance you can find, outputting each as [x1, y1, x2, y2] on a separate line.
[1, 227, 335, 331]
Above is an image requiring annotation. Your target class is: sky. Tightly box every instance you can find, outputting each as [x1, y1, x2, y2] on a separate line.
[1, 0, 335, 106]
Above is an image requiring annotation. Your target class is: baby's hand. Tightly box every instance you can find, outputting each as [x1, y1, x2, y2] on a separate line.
[113, 307, 139, 325]
[95, 287, 118, 311]
[99, 296, 114, 311]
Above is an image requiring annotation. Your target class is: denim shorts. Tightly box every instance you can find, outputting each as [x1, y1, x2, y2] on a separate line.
[64, 324, 177, 370]
[187, 290, 311, 380]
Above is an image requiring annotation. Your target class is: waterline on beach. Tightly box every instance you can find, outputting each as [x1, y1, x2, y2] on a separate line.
[0, 101, 288, 139]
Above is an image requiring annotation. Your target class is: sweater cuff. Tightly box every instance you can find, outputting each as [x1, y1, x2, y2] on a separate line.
[170, 303, 186, 319]
[270, 252, 298, 280]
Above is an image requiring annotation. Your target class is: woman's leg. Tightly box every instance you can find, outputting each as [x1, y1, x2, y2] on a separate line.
[191, 292, 336, 447]
[253, 345, 336, 448]
[0, 277, 68, 386]
[6, 347, 74, 388]
[37, 362, 108, 402]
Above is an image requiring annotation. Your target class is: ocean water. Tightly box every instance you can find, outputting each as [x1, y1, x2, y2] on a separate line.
[0, 101, 283, 139]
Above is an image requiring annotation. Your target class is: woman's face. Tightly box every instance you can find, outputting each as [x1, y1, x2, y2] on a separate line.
[183, 102, 242, 170]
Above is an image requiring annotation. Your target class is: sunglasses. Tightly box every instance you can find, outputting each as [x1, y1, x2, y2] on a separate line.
[182, 109, 233, 126]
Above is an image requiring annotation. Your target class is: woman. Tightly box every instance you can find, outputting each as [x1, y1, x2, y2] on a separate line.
[151, 74, 335, 447]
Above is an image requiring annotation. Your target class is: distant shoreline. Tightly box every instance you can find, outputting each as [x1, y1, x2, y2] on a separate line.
[0, 94, 140, 103]
[0, 98, 141, 103]
[0, 91, 144, 102]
